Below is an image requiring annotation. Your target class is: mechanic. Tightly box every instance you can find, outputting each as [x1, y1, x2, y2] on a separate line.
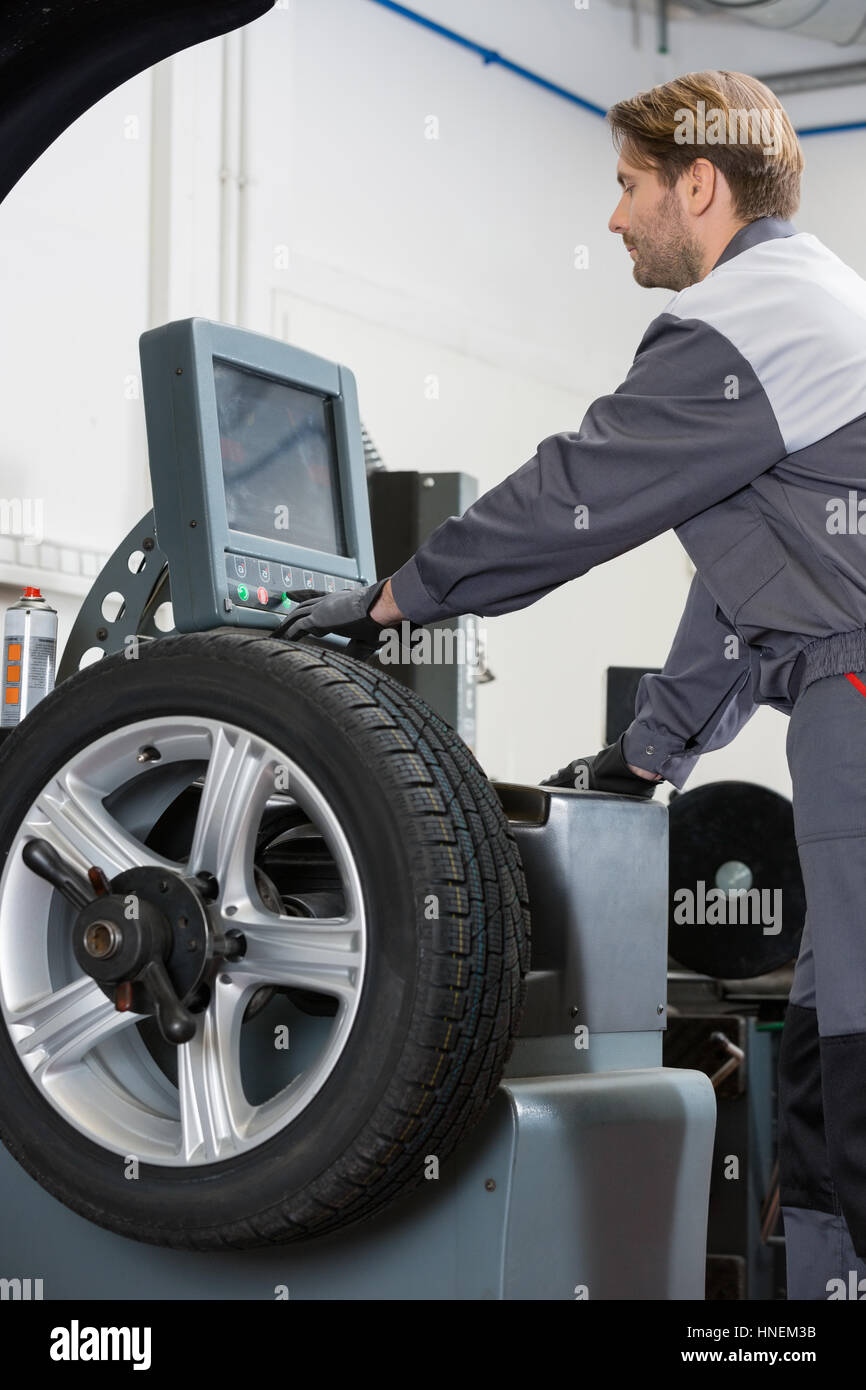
[278, 69, 866, 1302]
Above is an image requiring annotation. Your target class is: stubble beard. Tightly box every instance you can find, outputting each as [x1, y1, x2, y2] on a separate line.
[630, 189, 705, 291]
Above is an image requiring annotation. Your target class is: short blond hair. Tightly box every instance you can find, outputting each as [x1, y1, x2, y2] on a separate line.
[607, 70, 804, 221]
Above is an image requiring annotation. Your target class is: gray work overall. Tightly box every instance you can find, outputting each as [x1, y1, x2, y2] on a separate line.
[389, 217, 866, 1298]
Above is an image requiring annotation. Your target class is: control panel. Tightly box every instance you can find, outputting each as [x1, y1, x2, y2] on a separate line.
[225, 553, 365, 616]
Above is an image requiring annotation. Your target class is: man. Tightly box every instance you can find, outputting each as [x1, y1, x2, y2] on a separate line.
[279, 70, 866, 1301]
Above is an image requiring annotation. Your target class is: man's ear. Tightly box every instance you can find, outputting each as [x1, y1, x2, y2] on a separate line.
[686, 156, 716, 215]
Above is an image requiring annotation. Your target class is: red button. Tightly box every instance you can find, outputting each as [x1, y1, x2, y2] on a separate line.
[256, 587, 268, 605]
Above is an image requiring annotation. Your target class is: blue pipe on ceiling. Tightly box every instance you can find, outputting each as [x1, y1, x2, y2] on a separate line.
[367, 0, 866, 138]
[367, 0, 607, 117]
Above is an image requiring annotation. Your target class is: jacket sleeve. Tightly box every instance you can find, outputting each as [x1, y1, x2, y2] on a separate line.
[621, 573, 760, 790]
[388, 311, 787, 624]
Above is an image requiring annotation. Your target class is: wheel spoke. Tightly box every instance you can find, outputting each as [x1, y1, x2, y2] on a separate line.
[229, 908, 364, 1002]
[176, 981, 252, 1162]
[23, 766, 177, 882]
[188, 727, 275, 903]
[8, 975, 140, 1078]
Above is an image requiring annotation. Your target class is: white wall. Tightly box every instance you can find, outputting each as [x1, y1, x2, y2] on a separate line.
[1, 0, 864, 797]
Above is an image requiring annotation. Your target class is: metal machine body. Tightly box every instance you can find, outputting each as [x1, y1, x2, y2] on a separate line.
[0, 786, 715, 1299]
[2, 317, 717, 1297]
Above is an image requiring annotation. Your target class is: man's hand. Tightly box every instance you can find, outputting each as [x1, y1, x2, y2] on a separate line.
[273, 577, 406, 657]
[540, 733, 663, 799]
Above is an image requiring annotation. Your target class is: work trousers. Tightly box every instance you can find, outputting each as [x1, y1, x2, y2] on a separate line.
[779, 667, 866, 1299]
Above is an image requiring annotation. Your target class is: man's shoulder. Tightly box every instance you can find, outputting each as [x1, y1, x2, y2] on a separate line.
[635, 232, 866, 455]
[668, 230, 865, 331]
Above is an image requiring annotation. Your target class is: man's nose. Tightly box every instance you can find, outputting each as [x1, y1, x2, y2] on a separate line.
[608, 197, 629, 236]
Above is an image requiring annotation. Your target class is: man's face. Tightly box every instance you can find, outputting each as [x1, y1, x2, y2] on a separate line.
[609, 154, 705, 291]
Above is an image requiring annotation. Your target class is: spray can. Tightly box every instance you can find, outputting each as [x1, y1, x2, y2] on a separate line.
[1, 586, 58, 728]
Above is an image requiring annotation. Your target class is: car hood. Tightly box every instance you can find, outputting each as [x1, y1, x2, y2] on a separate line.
[0, 0, 273, 206]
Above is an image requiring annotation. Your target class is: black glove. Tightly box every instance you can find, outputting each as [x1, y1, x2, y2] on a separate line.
[540, 733, 660, 799]
[274, 578, 389, 653]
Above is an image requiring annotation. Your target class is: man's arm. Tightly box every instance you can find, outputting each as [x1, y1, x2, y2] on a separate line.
[368, 575, 755, 793]
[387, 311, 786, 625]
[621, 572, 760, 790]
[540, 574, 757, 795]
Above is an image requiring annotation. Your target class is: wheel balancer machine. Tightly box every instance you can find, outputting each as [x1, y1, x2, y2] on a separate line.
[0, 318, 715, 1298]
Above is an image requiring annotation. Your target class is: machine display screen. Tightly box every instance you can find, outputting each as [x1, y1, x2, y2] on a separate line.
[214, 358, 348, 557]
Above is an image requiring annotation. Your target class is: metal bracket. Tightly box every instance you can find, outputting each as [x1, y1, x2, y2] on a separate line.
[56, 511, 173, 683]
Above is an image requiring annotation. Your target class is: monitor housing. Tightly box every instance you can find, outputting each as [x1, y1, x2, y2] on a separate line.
[139, 318, 376, 633]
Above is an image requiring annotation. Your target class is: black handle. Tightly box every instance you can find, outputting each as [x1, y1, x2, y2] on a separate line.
[21, 838, 95, 910]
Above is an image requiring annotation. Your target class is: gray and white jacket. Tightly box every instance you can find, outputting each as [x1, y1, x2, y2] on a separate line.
[388, 217, 866, 788]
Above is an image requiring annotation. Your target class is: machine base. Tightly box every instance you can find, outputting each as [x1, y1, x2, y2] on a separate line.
[0, 1065, 714, 1301]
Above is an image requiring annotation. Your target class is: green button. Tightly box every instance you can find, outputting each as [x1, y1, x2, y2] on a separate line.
[281, 593, 294, 610]
[237, 584, 248, 602]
